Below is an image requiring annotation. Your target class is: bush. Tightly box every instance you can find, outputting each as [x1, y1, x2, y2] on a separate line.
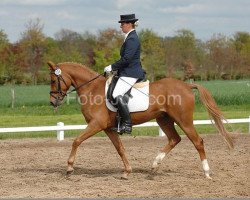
[37, 71, 50, 84]
[20, 73, 32, 85]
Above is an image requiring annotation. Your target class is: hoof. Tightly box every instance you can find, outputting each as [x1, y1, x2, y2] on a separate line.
[147, 173, 155, 180]
[151, 166, 159, 174]
[205, 171, 212, 179]
[205, 174, 212, 179]
[121, 172, 129, 180]
[66, 169, 74, 176]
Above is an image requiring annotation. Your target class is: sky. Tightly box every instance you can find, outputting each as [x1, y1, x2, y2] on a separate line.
[0, 0, 250, 43]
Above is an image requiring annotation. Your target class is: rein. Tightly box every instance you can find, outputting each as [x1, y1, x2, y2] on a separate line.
[50, 66, 105, 103]
[67, 72, 105, 95]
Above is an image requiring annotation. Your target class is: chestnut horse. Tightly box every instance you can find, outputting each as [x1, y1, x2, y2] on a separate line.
[48, 61, 233, 179]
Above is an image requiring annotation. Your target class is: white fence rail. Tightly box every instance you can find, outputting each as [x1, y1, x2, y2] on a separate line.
[0, 117, 249, 141]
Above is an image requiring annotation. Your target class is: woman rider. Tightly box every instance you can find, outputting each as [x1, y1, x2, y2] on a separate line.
[104, 14, 145, 134]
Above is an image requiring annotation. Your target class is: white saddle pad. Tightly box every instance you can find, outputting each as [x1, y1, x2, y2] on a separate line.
[105, 79, 150, 112]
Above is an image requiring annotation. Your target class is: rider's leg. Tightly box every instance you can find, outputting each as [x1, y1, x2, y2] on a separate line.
[112, 77, 138, 134]
[112, 95, 132, 134]
[112, 77, 138, 98]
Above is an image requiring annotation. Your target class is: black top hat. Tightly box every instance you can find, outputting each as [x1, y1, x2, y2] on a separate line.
[118, 14, 138, 23]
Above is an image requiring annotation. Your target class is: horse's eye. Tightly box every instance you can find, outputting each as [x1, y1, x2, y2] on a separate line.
[51, 80, 56, 84]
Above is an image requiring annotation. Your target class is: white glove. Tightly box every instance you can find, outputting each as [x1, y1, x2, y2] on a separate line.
[104, 65, 112, 73]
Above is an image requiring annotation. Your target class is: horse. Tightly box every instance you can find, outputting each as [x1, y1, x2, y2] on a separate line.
[48, 61, 234, 179]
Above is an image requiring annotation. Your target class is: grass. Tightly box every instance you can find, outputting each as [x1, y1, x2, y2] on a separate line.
[0, 79, 249, 139]
[0, 104, 249, 140]
[194, 79, 250, 105]
[0, 84, 50, 107]
[0, 121, 248, 140]
[1, 104, 249, 127]
[0, 79, 249, 107]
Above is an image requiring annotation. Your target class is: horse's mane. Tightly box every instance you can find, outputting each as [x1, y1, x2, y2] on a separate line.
[58, 62, 98, 75]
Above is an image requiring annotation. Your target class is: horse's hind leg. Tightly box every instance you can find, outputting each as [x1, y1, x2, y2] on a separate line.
[178, 120, 211, 179]
[152, 114, 181, 172]
[105, 130, 132, 179]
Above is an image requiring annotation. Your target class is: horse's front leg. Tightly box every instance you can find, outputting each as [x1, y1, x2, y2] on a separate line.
[105, 130, 132, 179]
[67, 123, 102, 174]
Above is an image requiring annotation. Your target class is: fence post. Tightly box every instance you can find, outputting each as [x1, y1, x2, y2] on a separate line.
[11, 88, 15, 109]
[249, 116, 250, 133]
[159, 128, 165, 137]
[57, 122, 64, 141]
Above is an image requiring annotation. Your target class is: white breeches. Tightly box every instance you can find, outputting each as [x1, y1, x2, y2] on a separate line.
[112, 76, 138, 99]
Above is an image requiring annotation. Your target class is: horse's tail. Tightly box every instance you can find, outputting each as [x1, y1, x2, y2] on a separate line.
[190, 83, 234, 149]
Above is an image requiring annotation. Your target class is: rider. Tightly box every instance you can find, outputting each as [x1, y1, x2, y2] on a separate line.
[104, 14, 145, 134]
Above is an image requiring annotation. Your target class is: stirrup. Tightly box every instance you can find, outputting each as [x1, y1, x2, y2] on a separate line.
[111, 127, 124, 135]
[112, 113, 123, 134]
[112, 124, 132, 135]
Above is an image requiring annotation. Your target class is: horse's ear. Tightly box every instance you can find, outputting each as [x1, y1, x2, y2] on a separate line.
[47, 61, 56, 71]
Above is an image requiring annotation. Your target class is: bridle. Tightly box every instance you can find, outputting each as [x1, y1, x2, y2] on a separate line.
[49, 67, 68, 107]
[49, 65, 105, 107]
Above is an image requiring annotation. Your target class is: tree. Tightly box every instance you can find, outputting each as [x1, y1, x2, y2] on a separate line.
[80, 31, 96, 66]
[0, 30, 26, 84]
[54, 29, 84, 63]
[163, 29, 205, 79]
[93, 29, 123, 73]
[205, 34, 237, 79]
[182, 60, 195, 81]
[19, 18, 47, 84]
[0, 29, 9, 81]
[1, 24, 250, 85]
[163, 36, 182, 78]
[0, 42, 27, 84]
[0, 29, 9, 47]
[175, 29, 197, 60]
[233, 32, 250, 78]
[139, 29, 165, 81]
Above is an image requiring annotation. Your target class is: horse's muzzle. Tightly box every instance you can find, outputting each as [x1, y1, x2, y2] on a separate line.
[50, 99, 61, 108]
[50, 101, 56, 107]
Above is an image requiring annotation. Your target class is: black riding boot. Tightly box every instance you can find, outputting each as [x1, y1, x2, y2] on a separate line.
[112, 95, 132, 134]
